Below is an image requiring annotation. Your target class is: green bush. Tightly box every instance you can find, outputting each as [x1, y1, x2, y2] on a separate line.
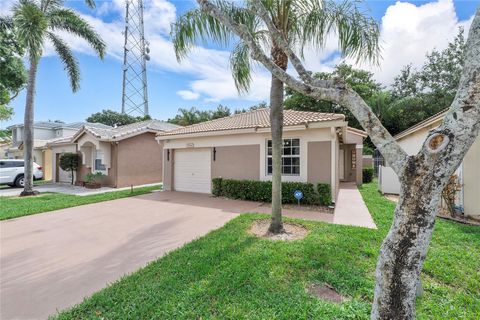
[212, 178, 332, 206]
[317, 183, 332, 205]
[363, 167, 374, 183]
[282, 182, 317, 204]
[212, 177, 223, 196]
[59, 153, 80, 185]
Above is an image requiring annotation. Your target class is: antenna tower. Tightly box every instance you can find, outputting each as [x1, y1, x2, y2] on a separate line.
[121, 0, 150, 116]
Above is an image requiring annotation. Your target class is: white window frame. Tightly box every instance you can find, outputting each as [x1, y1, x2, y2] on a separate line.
[93, 149, 107, 173]
[266, 138, 301, 176]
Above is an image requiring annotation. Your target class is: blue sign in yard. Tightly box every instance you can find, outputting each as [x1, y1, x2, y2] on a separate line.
[294, 190, 303, 201]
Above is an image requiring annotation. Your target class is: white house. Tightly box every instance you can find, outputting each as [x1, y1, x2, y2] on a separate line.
[378, 110, 480, 219]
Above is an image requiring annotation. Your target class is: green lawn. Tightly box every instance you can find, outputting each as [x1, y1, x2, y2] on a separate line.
[53, 182, 480, 319]
[0, 185, 161, 220]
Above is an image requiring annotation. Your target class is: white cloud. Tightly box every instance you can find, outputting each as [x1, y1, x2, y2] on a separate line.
[4, 0, 476, 102]
[177, 90, 200, 100]
[350, 0, 473, 85]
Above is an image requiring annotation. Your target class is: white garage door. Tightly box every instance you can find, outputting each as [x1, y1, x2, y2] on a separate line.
[174, 149, 211, 193]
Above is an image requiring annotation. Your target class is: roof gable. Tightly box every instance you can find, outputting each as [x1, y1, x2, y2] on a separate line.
[72, 120, 181, 142]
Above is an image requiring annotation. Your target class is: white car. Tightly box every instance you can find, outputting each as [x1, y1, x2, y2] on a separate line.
[0, 159, 44, 187]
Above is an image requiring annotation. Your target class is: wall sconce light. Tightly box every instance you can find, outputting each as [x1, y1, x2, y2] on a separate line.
[167, 149, 170, 161]
[213, 147, 216, 161]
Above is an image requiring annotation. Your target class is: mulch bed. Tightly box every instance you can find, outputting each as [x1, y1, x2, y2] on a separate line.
[248, 219, 309, 241]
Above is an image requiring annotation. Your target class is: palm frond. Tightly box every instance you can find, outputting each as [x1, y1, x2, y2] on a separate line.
[40, 0, 63, 13]
[48, 8, 105, 58]
[47, 31, 80, 92]
[171, 7, 233, 61]
[230, 41, 252, 93]
[171, 1, 259, 61]
[296, 0, 380, 64]
[84, 0, 96, 9]
[0, 16, 14, 30]
[12, 0, 47, 61]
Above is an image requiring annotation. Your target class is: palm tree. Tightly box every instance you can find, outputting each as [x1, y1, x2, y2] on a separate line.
[2, 0, 106, 195]
[172, 0, 379, 233]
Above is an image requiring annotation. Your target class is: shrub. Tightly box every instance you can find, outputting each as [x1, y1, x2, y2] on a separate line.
[212, 177, 223, 196]
[363, 167, 374, 183]
[317, 183, 332, 205]
[59, 153, 80, 185]
[211, 178, 332, 206]
[282, 182, 318, 205]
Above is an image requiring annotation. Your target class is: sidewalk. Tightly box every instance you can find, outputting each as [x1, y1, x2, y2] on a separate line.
[333, 182, 377, 229]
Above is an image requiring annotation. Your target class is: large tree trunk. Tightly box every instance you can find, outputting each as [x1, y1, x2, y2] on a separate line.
[371, 156, 448, 319]
[268, 45, 288, 234]
[20, 58, 39, 197]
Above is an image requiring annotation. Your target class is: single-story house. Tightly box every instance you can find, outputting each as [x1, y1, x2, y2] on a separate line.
[70, 120, 181, 188]
[378, 109, 480, 219]
[156, 108, 367, 200]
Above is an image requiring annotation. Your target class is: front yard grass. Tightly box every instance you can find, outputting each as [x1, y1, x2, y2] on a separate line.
[0, 185, 161, 220]
[54, 181, 480, 319]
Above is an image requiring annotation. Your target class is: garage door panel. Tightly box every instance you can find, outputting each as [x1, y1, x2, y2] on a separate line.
[174, 149, 211, 193]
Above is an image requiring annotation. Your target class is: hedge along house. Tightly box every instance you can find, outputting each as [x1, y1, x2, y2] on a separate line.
[71, 120, 181, 188]
[156, 108, 366, 201]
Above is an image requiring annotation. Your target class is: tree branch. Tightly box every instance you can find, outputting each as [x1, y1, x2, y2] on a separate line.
[197, 0, 408, 174]
[418, 9, 480, 178]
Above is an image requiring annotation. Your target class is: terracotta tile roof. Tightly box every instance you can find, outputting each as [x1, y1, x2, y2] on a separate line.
[77, 120, 181, 141]
[157, 108, 344, 137]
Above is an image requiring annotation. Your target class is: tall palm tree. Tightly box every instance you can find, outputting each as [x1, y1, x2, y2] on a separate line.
[3, 0, 106, 196]
[172, 0, 379, 233]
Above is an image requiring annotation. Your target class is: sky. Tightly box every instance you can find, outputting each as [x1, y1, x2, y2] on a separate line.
[1, 0, 478, 128]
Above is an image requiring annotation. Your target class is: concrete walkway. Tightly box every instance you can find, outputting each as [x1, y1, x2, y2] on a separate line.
[333, 182, 377, 229]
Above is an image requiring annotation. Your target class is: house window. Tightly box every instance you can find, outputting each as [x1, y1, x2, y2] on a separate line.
[94, 149, 106, 172]
[266, 138, 300, 175]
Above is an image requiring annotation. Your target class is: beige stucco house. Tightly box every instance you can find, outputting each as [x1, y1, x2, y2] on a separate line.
[156, 108, 366, 201]
[378, 110, 480, 219]
[6, 121, 111, 181]
[71, 120, 180, 188]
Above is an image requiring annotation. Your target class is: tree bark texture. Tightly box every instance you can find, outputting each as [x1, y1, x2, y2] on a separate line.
[20, 58, 39, 196]
[268, 44, 288, 234]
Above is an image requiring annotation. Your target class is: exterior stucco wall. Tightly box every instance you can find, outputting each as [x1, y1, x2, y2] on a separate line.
[307, 141, 331, 184]
[463, 137, 480, 218]
[163, 149, 173, 191]
[115, 133, 163, 188]
[161, 127, 342, 199]
[355, 146, 363, 185]
[162, 127, 333, 184]
[211, 145, 260, 180]
[42, 149, 53, 181]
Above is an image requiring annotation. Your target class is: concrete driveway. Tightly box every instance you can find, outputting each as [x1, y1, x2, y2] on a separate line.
[0, 191, 264, 320]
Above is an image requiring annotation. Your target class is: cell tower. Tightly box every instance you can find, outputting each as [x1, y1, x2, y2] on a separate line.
[121, 0, 150, 116]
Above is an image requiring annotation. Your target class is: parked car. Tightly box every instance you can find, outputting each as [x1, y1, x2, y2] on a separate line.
[0, 159, 43, 187]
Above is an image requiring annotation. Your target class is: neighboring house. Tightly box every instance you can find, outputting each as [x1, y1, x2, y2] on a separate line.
[156, 108, 366, 200]
[6, 121, 111, 180]
[0, 135, 12, 158]
[378, 110, 480, 219]
[71, 120, 181, 188]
